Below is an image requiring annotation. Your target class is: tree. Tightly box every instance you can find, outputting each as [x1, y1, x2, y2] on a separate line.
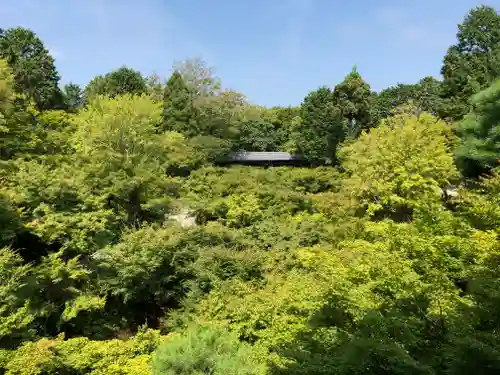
[195, 90, 247, 140]
[0, 194, 22, 248]
[418, 76, 444, 116]
[162, 71, 196, 135]
[62, 83, 83, 112]
[93, 226, 197, 322]
[372, 77, 444, 125]
[165, 58, 247, 141]
[84, 66, 146, 102]
[173, 57, 221, 98]
[332, 66, 373, 136]
[0, 248, 35, 344]
[339, 108, 458, 220]
[235, 120, 281, 151]
[0, 27, 63, 110]
[146, 73, 165, 102]
[292, 87, 344, 163]
[0, 58, 35, 158]
[441, 6, 500, 120]
[455, 79, 500, 177]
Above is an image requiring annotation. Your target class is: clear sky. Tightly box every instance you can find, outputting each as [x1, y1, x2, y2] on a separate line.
[0, 0, 496, 107]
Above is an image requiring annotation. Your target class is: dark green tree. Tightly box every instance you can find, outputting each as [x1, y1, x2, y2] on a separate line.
[441, 6, 500, 120]
[162, 70, 196, 135]
[332, 66, 373, 136]
[84, 66, 146, 102]
[455, 79, 500, 177]
[418, 76, 444, 115]
[62, 82, 83, 112]
[372, 76, 444, 125]
[235, 120, 280, 151]
[267, 105, 300, 147]
[372, 83, 418, 125]
[0, 27, 63, 110]
[293, 87, 344, 163]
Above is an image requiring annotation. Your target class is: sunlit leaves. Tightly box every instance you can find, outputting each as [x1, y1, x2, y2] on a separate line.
[339, 111, 458, 217]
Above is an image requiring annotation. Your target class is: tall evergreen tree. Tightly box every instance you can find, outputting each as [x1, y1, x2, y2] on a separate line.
[0, 27, 63, 110]
[162, 70, 197, 135]
[455, 79, 500, 177]
[293, 87, 344, 163]
[441, 6, 500, 120]
[332, 66, 373, 137]
[62, 83, 83, 112]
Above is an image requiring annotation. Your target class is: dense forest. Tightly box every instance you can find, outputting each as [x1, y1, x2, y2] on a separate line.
[1, 4, 500, 374]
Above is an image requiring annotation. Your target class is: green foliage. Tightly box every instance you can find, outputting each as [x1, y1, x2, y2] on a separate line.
[94, 226, 196, 309]
[3, 328, 163, 375]
[372, 76, 444, 125]
[84, 66, 147, 102]
[441, 5, 500, 120]
[0, 27, 63, 110]
[293, 87, 344, 162]
[194, 90, 247, 140]
[152, 324, 265, 375]
[145, 73, 165, 102]
[0, 194, 21, 247]
[0, 248, 34, 343]
[62, 83, 83, 112]
[235, 120, 281, 151]
[332, 66, 373, 136]
[163, 66, 246, 141]
[3, 7, 500, 375]
[71, 93, 161, 160]
[0, 246, 106, 346]
[0, 58, 36, 158]
[339, 111, 458, 219]
[455, 79, 500, 176]
[162, 71, 196, 136]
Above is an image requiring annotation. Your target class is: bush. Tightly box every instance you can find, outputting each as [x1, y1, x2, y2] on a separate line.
[151, 324, 266, 375]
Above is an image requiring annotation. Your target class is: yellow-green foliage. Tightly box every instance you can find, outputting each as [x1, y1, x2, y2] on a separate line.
[339, 112, 458, 216]
[72, 94, 162, 159]
[152, 324, 266, 375]
[0, 59, 33, 156]
[0, 249, 34, 339]
[0, 59, 14, 116]
[458, 171, 500, 230]
[3, 15, 500, 375]
[3, 328, 166, 375]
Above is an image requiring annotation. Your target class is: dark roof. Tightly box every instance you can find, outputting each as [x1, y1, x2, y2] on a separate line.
[228, 151, 301, 162]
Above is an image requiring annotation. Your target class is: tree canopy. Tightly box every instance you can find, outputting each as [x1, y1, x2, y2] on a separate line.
[1, 5, 500, 374]
[84, 66, 147, 102]
[441, 5, 500, 120]
[0, 27, 63, 110]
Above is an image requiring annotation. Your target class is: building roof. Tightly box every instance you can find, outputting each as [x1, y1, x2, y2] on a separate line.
[227, 151, 301, 162]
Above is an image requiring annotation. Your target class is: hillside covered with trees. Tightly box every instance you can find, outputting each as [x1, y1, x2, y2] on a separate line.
[2, 4, 500, 374]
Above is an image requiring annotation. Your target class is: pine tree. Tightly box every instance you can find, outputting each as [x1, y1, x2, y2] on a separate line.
[332, 66, 373, 137]
[441, 6, 500, 120]
[162, 71, 197, 136]
[455, 79, 500, 177]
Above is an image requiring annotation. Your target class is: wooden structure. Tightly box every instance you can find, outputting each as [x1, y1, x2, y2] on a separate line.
[216, 151, 307, 166]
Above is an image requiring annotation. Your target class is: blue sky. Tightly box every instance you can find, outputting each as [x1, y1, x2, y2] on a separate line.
[0, 0, 496, 106]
